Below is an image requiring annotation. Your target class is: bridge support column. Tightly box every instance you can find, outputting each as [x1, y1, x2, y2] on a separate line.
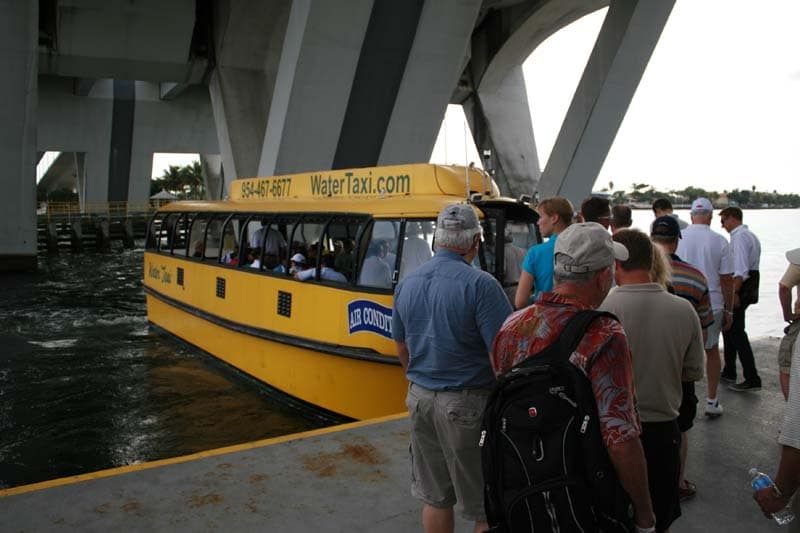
[376, 0, 482, 168]
[37, 77, 115, 206]
[0, 0, 38, 271]
[537, 0, 675, 205]
[74, 152, 87, 211]
[200, 154, 223, 200]
[465, 65, 540, 198]
[259, 0, 373, 176]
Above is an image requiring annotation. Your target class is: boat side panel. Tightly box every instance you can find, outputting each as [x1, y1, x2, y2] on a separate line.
[143, 252, 397, 355]
[145, 294, 407, 420]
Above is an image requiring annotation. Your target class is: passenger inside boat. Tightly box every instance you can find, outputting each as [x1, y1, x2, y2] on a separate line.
[289, 253, 306, 274]
[295, 254, 347, 283]
[399, 222, 433, 279]
[191, 239, 204, 258]
[358, 240, 392, 289]
[334, 239, 355, 279]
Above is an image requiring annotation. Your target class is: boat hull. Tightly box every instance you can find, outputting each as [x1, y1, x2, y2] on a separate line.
[146, 293, 407, 420]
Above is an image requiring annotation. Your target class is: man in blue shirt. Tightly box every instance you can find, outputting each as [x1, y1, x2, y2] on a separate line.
[392, 203, 512, 533]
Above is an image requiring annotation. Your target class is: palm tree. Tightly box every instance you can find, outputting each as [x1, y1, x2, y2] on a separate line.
[152, 162, 205, 199]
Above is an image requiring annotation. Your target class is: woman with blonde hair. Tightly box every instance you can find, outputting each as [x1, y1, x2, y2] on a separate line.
[650, 242, 673, 288]
[514, 197, 574, 309]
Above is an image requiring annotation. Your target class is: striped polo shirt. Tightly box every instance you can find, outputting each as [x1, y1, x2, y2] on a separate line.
[669, 253, 714, 332]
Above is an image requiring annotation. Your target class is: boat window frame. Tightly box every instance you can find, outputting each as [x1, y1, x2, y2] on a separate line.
[311, 213, 369, 285]
[218, 212, 249, 267]
[355, 218, 401, 292]
[241, 213, 275, 272]
[145, 212, 164, 251]
[171, 212, 197, 256]
[397, 218, 436, 282]
[202, 213, 230, 262]
[185, 212, 214, 260]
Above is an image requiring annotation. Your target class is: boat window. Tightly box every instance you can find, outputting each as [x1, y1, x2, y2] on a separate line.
[500, 220, 537, 301]
[357, 219, 400, 290]
[219, 214, 248, 267]
[289, 214, 328, 273]
[150, 212, 174, 253]
[241, 213, 295, 274]
[171, 213, 195, 256]
[319, 215, 366, 282]
[203, 214, 227, 261]
[398, 219, 435, 280]
[188, 214, 212, 259]
[477, 218, 499, 274]
[505, 220, 538, 252]
[146, 213, 164, 251]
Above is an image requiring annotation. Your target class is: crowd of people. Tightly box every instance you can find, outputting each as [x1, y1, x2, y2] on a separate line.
[392, 197, 800, 533]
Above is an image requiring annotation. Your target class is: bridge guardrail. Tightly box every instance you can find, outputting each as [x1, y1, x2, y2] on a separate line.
[39, 201, 166, 222]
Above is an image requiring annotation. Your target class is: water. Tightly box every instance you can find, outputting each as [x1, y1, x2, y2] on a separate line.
[0, 247, 338, 490]
[630, 208, 800, 338]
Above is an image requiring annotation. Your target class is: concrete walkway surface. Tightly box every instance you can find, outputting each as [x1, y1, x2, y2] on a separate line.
[0, 337, 791, 532]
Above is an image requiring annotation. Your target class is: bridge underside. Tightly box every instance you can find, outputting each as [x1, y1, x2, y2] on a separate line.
[1, 0, 673, 271]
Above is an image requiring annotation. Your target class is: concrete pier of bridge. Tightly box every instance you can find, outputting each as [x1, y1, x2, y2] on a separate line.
[1, 0, 675, 271]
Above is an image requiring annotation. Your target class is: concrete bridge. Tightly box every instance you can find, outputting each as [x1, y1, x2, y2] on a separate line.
[1, 0, 674, 271]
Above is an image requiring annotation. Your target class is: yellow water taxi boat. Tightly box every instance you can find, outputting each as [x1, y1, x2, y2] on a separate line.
[143, 164, 539, 420]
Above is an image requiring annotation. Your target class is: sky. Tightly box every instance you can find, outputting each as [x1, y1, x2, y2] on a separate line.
[153, 0, 800, 195]
[431, 0, 800, 195]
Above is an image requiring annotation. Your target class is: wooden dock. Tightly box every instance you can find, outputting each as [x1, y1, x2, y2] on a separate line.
[36, 201, 152, 253]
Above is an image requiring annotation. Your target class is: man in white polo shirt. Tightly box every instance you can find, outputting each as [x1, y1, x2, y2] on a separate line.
[677, 197, 734, 418]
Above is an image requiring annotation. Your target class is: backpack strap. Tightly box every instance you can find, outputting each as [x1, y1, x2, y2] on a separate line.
[555, 309, 619, 366]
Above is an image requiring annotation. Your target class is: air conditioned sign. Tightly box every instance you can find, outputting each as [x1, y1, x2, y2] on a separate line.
[347, 300, 393, 339]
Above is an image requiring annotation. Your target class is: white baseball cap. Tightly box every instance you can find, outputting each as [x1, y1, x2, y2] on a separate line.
[690, 197, 713, 214]
[787, 248, 800, 266]
[290, 253, 306, 263]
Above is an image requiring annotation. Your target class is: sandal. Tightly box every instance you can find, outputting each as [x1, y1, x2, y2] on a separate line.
[679, 480, 697, 502]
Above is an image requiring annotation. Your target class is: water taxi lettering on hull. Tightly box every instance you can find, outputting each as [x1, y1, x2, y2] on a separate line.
[143, 164, 541, 419]
[147, 262, 172, 284]
[347, 300, 393, 339]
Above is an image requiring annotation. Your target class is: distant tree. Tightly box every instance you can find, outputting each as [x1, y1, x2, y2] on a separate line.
[150, 161, 205, 199]
[728, 189, 751, 206]
[629, 182, 651, 202]
[679, 186, 713, 201]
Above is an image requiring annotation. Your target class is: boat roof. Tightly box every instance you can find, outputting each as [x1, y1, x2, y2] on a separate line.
[157, 163, 513, 218]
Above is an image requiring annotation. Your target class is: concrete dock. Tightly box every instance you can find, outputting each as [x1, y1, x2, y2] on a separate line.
[0, 337, 791, 531]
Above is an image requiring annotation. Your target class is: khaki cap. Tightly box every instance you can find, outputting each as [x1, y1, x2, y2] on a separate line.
[554, 222, 629, 274]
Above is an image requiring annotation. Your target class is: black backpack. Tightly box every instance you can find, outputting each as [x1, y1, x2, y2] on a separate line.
[480, 310, 633, 532]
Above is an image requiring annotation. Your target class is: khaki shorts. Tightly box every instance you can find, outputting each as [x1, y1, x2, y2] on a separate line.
[705, 309, 724, 350]
[779, 321, 800, 374]
[406, 382, 489, 522]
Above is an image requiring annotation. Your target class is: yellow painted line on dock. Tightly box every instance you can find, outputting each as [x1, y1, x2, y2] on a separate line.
[0, 411, 408, 499]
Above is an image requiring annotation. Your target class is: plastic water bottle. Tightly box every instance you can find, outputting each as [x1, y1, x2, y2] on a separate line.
[749, 468, 795, 525]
